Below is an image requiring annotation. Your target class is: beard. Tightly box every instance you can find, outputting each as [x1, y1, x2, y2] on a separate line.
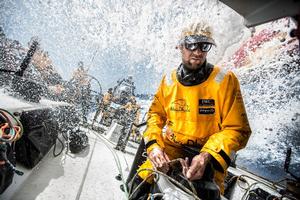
[182, 59, 205, 70]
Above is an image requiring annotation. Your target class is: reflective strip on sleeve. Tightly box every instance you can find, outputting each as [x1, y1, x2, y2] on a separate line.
[165, 69, 177, 86]
[214, 68, 227, 83]
[165, 72, 173, 86]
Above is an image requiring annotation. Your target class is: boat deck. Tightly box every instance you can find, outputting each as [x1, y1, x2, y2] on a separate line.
[1, 128, 137, 200]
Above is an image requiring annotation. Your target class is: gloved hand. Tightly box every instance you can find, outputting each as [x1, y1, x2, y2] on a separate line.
[148, 147, 170, 172]
[185, 152, 212, 181]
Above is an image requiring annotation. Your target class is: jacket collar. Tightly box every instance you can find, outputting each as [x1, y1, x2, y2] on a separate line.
[176, 61, 214, 86]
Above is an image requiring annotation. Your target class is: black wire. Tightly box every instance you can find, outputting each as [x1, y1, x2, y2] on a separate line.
[53, 135, 65, 157]
[48, 121, 65, 157]
[62, 130, 69, 154]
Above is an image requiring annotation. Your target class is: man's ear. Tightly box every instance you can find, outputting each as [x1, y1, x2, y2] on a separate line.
[176, 44, 183, 51]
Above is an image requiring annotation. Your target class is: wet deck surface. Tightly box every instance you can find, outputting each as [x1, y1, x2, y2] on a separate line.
[1, 128, 138, 200]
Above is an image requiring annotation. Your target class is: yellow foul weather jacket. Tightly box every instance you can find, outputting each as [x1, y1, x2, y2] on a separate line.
[102, 93, 113, 105]
[143, 66, 251, 179]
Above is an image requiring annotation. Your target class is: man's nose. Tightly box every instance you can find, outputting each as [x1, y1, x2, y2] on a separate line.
[193, 48, 203, 55]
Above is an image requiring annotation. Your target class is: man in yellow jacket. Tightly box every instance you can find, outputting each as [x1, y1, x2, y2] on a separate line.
[92, 88, 113, 126]
[115, 96, 141, 151]
[131, 21, 252, 199]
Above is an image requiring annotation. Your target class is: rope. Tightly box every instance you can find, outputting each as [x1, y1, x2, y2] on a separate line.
[128, 168, 201, 200]
[0, 108, 24, 175]
[234, 174, 280, 200]
[86, 123, 200, 199]
[0, 108, 23, 143]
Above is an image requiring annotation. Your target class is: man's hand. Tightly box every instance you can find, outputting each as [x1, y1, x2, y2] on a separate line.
[186, 152, 212, 181]
[148, 147, 170, 171]
[180, 157, 189, 177]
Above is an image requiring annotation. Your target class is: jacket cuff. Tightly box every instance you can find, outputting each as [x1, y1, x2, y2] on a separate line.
[200, 147, 231, 173]
[145, 140, 163, 155]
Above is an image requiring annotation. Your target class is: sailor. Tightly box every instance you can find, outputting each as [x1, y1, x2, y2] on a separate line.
[115, 96, 141, 151]
[130, 21, 252, 199]
[129, 97, 141, 143]
[93, 88, 113, 126]
[103, 88, 113, 107]
[127, 75, 136, 95]
[69, 62, 91, 123]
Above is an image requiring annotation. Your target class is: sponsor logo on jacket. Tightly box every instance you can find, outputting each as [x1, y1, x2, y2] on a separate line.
[170, 99, 190, 112]
[199, 99, 215, 115]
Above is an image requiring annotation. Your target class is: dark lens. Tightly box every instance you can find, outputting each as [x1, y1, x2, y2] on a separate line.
[200, 43, 212, 52]
[185, 43, 198, 51]
[185, 43, 212, 52]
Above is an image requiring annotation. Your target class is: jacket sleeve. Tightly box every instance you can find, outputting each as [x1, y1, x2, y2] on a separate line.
[143, 77, 167, 154]
[134, 106, 141, 125]
[201, 72, 251, 172]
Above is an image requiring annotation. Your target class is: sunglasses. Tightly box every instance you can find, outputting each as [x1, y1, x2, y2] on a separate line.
[184, 42, 212, 52]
